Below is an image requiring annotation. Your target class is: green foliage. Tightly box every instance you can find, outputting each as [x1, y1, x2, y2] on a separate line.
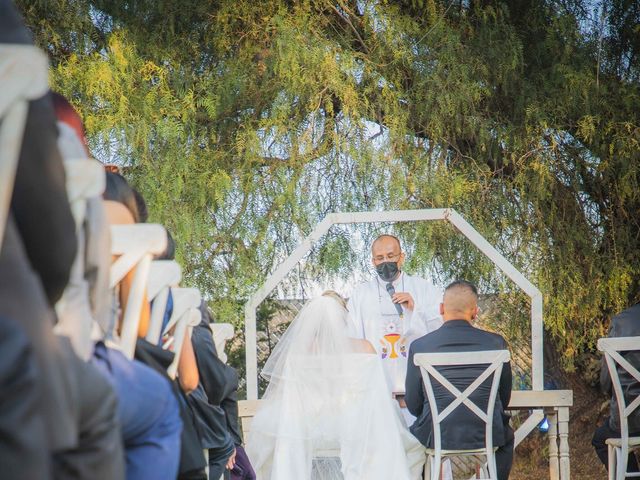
[17, 0, 640, 372]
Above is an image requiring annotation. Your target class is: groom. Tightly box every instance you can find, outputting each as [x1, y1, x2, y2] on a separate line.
[347, 234, 442, 413]
[405, 280, 514, 480]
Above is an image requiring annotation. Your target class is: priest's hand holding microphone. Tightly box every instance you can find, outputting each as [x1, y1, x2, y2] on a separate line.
[385, 282, 415, 313]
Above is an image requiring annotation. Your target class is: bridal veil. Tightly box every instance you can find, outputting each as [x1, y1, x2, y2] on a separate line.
[246, 295, 425, 479]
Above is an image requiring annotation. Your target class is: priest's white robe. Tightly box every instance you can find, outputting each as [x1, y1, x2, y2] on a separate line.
[347, 272, 443, 395]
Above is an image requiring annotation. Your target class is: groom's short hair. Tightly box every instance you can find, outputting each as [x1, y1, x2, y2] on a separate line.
[443, 280, 478, 313]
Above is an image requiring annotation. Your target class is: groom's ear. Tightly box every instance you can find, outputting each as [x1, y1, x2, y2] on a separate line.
[439, 303, 445, 316]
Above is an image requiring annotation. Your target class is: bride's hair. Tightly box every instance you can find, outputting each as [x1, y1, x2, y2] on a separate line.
[321, 290, 347, 311]
[260, 294, 354, 382]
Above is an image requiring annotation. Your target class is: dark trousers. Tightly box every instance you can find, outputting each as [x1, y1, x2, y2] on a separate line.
[592, 418, 640, 472]
[495, 424, 515, 480]
[495, 433, 514, 480]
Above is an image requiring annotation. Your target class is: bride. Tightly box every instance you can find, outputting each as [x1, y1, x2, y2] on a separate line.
[246, 291, 425, 479]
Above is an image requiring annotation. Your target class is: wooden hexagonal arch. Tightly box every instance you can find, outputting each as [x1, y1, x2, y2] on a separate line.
[244, 208, 543, 400]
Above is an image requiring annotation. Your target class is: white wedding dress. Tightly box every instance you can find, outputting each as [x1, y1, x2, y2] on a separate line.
[246, 296, 425, 480]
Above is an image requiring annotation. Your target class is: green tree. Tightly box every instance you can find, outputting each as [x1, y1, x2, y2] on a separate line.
[17, 0, 640, 374]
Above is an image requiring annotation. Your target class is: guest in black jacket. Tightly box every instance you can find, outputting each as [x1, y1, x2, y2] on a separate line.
[0, 5, 123, 479]
[0, 0, 86, 478]
[405, 280, 514, 480]
[190, 303, 237, 480]
[592, 302, 640, 474]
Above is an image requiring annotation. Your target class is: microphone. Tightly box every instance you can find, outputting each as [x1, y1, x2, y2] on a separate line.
[385, 282, 404, 316]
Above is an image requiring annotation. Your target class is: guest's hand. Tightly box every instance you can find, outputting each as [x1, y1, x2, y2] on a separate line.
[392, 292, 414, 311]
[226, 448, 237, 470]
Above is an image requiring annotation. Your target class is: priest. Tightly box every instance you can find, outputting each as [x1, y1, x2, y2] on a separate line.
[347, 234, 442, 415]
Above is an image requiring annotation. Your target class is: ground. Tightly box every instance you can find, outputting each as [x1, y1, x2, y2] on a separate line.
[511, 374, 609, 480]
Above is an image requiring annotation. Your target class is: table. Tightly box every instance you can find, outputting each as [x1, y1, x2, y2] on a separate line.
[508, 390, 573, 480]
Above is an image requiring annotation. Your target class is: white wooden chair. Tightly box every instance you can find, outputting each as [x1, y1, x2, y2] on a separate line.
[414, 350, 511, 480]
[146, 260, 182, 345]
[53, 156, 105, 359]
[0, 44, 48, 246]
[597, 337, 640, 480]
[209, 323, 234, 363]
[110, 224, 167, 359]
[62, 157, 106, 229]
[162, 287, 201, 379]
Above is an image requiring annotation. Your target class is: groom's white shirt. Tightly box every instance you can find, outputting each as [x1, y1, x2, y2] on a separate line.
[347, 271, 443, 394]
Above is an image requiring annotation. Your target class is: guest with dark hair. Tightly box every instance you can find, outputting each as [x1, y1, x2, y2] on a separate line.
[158, 229, 176, 261]
[52, 91, 183, 480]
[133, 188, 149, 223]
[0, 5, 116, 478]
[104, 171, 141, 222]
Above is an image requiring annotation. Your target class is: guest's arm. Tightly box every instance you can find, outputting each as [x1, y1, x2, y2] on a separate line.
[177, 333, 199, 394]
[405, 344, 425, 417]
[192, 322, 228, 405]
[499, 338, 512, 408]
[117, 267, 151, 338]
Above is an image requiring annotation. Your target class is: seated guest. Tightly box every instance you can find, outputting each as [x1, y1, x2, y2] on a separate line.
[221, 363, 256, 480]
[102, 170, 208, 478]
[592, 302, 640, 474]
[0, 8, 123, 475]
[103, 171, 151, 338]
[190, 303, 237, 480]
[191, 302, 256, 479]
[405, 280, 514, 480]
[51, 93, 183, 479]
[103, 171, 199, 393]
[0, 6, 79, 472]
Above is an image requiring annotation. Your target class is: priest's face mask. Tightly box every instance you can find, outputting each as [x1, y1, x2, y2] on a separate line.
[371, 236, 405, 282]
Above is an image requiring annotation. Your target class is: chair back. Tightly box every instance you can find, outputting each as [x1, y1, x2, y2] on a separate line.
[53, 156, 105, 359]
[0, 44, 48, 247]
[414, 350, 510, 477]
[146, 260, 182, 344]
[110, 224, 167, 358]
[162, 287, 201, 379]
[597, 337, 640, 446]
[209, 323, 234, 363]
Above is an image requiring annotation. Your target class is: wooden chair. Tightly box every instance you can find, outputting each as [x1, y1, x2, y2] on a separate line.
[209, 323, 234, 363]
[146, 260, 182, 345]
[597, 337, 640, 480]
[162, 287, 201, 379]
[110, 224, 167, 359]
[0, 44, 48, 245]
[61, 157, 106, 229]
[414, 350, 511, 480]
[53, 156, 105, 359]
